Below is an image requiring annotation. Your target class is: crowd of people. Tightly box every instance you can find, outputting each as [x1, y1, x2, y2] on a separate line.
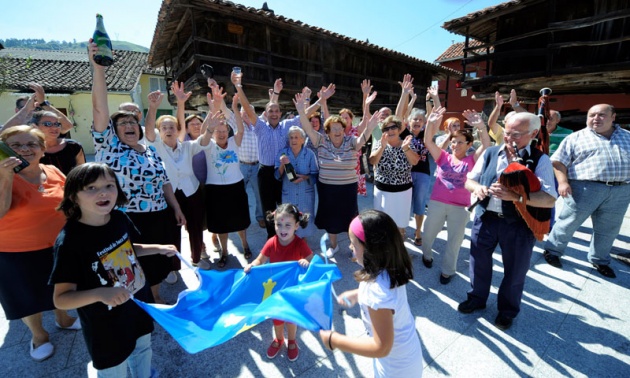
[0, 39, 629, 376]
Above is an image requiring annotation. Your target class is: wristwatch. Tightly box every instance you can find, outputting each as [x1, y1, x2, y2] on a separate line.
[40, 100, 51, 107]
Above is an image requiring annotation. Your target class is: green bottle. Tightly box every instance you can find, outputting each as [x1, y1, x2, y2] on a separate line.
[93, 13, 114, 66]
[281, 154, 298, 182]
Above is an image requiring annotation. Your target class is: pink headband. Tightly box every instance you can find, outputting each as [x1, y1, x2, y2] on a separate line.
[349, 216, 365, 242]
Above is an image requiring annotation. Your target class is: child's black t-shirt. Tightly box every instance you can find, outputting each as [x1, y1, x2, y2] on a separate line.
[50, 210, 154, 369]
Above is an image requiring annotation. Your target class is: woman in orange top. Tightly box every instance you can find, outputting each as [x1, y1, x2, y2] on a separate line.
[0, 126, 79, 362]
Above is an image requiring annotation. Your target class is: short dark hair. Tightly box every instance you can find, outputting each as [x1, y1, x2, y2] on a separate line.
[451, 130, 474, 144]
[352, 209, 413, 288]
[16, 96, 29, 109]
[57, 163, 128, 221]
[110, 111, 143, 140]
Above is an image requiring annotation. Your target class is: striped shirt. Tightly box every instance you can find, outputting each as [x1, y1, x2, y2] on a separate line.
[312, 133, 359, 185]
[254, 116, 302, 166]
[551, 125, 630, 182]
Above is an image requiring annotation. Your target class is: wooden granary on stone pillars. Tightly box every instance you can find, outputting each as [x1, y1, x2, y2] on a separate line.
[148, 0, 457, 113]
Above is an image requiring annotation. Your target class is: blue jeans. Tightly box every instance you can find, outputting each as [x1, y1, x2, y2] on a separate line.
[545, 180, 630, 265]
[411, 172, 430, 215]
[240, 163, 263, 221]
[95, 334, 154, 378]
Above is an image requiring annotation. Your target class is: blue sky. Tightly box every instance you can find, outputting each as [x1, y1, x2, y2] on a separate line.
[1, 0, 503, 62]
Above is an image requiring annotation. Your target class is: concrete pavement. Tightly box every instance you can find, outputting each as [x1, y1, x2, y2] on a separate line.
[1, 182, 629, 377]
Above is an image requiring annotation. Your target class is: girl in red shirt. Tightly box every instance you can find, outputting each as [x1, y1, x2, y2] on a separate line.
[244, 203, 313, 362]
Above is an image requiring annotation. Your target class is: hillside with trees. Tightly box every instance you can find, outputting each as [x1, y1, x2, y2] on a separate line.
[0, 38, 148, 53]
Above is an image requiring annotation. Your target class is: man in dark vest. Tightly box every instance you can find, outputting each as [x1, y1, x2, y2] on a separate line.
[459, 112, 557, 330]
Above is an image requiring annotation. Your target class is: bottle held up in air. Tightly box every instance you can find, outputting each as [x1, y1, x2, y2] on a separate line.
[281, 154, 298, 182]
[93, 13, 114, 66]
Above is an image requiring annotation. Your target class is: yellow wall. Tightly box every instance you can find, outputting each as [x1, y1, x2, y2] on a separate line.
[1, 74, 173, 155]
[1, 91, 132, 155]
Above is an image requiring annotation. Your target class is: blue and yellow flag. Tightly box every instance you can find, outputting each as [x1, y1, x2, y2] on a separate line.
[134, 256, 341, 353]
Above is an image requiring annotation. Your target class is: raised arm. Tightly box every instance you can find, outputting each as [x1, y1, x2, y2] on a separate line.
[232, 72, 258, 124]
[231, 94, 244, 147]
[143, 90, 164, 143]
[395, 74, 413, 120]
[404, 87, 417, 121]
[361, 79, 373, 119]
[462, 109, 491, 161]
[269, 78, 283, 104]
[172, 80, 191, 142]
[425, 86, 441, 116]
[199, 110, 222, 146]
[423, 106, 446, 161]
[29, 83, 73, 134]
[89, 40, 110, 133]
[356, 111, 381, 150]
[509, 89, 527, 113]
[293, 92, 320, 146]
[2, 95, 37, 130]
[487, 91, 504, 139]
[317, 87, 330, 120]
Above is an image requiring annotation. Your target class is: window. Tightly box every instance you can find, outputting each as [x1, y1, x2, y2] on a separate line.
[465, 71, 477, 79]
[149, 77, 167, 92]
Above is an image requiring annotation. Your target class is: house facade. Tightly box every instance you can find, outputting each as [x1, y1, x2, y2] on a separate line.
[0, 48, 174, 154]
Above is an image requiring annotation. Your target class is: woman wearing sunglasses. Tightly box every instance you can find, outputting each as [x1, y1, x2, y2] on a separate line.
[369, 116, 419, 237]
[30, 111, 85, 175]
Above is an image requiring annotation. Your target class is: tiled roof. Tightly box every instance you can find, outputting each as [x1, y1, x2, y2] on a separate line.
[0, 48, 151, 93]
[149, 0, 458, 77]
[435, 40, 493, 62]
[442, 0, 533, 37]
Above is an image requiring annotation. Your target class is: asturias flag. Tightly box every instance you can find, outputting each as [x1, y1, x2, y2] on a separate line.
[134, 256, 342, 353]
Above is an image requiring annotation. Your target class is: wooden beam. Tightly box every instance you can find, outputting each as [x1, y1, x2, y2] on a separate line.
[467, 8, 630, 51]
[166, 8, 191, 51]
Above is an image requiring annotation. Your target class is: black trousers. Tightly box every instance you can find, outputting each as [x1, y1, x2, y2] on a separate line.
[257, 164, 282, 238]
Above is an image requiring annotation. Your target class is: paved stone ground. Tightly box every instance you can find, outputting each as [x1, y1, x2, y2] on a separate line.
[1, 180, 629, 377]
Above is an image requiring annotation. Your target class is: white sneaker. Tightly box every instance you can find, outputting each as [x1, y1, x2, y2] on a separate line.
[197, 260, 211, 270]
[325, 246, 339, 258]
[165, 271, 178, 284]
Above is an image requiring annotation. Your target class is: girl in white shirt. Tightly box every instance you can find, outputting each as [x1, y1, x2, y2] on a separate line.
[319, 209, 423, 377]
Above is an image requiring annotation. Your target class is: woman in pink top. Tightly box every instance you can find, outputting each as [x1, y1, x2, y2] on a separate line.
[421, 107, 490, 284]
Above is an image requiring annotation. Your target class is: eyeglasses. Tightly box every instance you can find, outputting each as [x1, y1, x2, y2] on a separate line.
[504, 131, 530, 139]
[8, 142, 41, 150]
[39, 121, 62, 128]
[116, 121, 139, 127]
[451, 140, 468, 145]
[382, 125, 399, 132]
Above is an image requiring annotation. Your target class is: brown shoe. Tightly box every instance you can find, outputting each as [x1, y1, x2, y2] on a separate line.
[258, 219, 266, 228]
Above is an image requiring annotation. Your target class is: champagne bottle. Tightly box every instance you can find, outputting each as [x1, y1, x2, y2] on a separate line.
[93, 14, 114, 66]
[281, 154, 298, 182]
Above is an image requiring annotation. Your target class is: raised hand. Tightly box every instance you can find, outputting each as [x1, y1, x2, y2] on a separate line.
[365, 91, 378, 107]
[427, 85, 438, 99]
[171, 80, 191, 103]
[399, 74, 413, 93]
[361, 79, 372, 95]
[273, 78, 283, 94]
[462, 109, 484, 128]
[302, 86, 312, 100]
[495, 91, 504, 108]
[402, 134, 413, 150]
[509, 89, 518, 107]
[319, 83, 336, 100]
[292, 92, 307, 113]
[147, 90, 164, 108]
[427, 106, 445, 124]
[29, 82, 46, 104]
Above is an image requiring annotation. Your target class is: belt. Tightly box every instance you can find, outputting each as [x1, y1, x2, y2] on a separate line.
[240, 161, 259, 166]
[485, 210, 505, 218]
[593, 180, 629, 186]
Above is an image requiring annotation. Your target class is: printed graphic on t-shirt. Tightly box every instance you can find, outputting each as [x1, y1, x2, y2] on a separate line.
[98, 237, 145, 294]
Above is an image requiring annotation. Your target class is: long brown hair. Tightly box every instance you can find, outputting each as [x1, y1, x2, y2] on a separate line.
[353, 210, 413, 288]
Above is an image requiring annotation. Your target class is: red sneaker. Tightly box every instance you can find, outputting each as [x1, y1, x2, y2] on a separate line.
[266, 338, 284, 359]
[287, 340, 299, 362]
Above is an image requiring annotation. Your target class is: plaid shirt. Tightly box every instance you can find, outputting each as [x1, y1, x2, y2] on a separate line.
[551, 125, 630, 182]
[254, 116, 302, 166]
[238, 119, 262, 163]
